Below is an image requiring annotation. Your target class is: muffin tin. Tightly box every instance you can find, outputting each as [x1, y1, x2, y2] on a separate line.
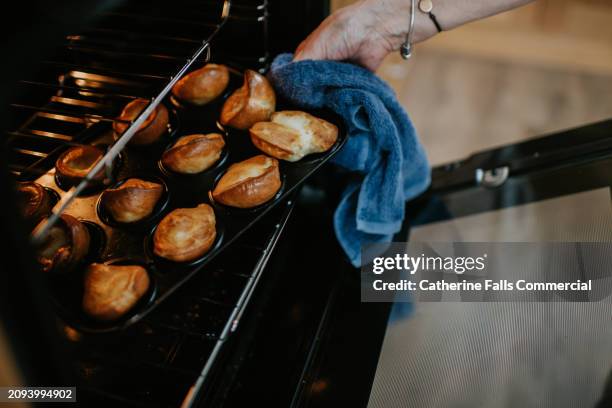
[35, 65, 346, 333]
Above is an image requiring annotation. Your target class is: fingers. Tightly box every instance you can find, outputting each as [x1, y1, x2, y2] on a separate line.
[293, 25, 328, 62]
[294, 40, 307, 59]
[293, 39, 311, 61]
[290, 2, 390, 71]
[293, 7, 350, 62]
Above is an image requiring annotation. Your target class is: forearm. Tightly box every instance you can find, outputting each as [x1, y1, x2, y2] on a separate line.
[422, 0, 533, 32]
[294, 0, 535, 71]
[369, 0, 534, 48]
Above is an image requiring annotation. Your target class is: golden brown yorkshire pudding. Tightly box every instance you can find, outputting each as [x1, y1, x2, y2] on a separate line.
[101, 178, 164, 223]
[55, 145, 105, 185]
[113, 98, 169, 146]
[16, 182, 54, 226]
[212, 155, 281, 208]
[153, 204, 217, 262]
[36, 214, 90, 274]
[250, 111, 339, 162]
[161, 133, 225, 174]
[220, 70, 275, 130]
[83, 263, 150, 321]
[172, 64, 230, 106]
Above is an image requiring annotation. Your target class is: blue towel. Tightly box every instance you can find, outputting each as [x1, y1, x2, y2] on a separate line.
[268, 54, 431, 267]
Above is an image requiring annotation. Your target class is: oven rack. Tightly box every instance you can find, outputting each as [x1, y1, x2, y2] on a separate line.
[3, 0, 271, 242]
[6, 0, 270, 179]
[35, 2, 232, 240]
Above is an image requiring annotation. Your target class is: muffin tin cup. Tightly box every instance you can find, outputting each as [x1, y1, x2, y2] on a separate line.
[207, 172, 287, 217]
[144, 217, 226, 270]
[278, 140, 344, 167]
[42, 65, 347, 333]
[96, 176, 171, 231]
[168, 63, 243, 115]
[45, 187, 61, 208]
[169, 94, 226, 113]
[157, 131, 231, 184]
[54, 148, 124, 195]
[52, 257, 159, 334]
[112, 104, 181, 151]
[37, 218, 106, 276]
[81, 220, 107, 263]
[26, 187, 61, 231]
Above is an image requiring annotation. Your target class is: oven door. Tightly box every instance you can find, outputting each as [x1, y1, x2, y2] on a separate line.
[266, 119, 612, 408]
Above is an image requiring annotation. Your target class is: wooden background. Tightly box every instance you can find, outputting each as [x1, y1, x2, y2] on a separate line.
[331, 0, 612, 164]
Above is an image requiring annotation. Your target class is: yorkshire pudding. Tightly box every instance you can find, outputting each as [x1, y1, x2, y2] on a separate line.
[83, 263, 150, 321]
[172, 64, 230, 106]
[113, 98, 169, 146]
[16, 182, 54, 227]
[212, 155, 281, 208]
[36, 214, 90, 274]
[153, 204, 217, 262]
[161, 133, 225, 174]
[250, 111, 338, 162]
[101, 178, 164, 223]
[55, 145, 105, 186]
[220, 70, 275, 130]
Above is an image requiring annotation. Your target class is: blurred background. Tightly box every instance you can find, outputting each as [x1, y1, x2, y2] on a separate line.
[333, 0, 612, 165]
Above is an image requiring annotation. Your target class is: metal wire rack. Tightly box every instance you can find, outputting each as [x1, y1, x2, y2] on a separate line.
[5, 0, 248, 240]
[5, 0, 280, 406]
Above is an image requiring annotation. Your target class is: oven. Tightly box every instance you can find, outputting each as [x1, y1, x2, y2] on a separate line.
[2, 1, 612, 408]
[0, 1, 343, 407]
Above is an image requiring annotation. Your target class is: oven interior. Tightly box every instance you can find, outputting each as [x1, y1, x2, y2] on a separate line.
[0, 1, 336, 406]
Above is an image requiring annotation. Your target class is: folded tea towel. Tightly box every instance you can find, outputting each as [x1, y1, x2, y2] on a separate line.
[268, 54, 431, 267]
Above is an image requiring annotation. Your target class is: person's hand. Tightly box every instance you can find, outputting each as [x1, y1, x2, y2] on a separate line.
[294, 0, 433, 71]
[294, 0, 535, 71]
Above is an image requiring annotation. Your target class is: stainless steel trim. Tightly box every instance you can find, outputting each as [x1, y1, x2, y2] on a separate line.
[182, 197, 291, 408]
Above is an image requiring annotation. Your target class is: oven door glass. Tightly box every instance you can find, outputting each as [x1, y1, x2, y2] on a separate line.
[368, 155, 612, 408]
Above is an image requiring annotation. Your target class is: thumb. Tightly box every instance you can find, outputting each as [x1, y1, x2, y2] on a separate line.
[293, 40, 307, 61]
[293, 30, 327, 62]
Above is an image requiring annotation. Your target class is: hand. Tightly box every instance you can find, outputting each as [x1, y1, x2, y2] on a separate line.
[293, 0, 434, 71]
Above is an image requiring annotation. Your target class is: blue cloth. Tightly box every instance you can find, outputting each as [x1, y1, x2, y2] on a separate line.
[269, 54, 431, 267]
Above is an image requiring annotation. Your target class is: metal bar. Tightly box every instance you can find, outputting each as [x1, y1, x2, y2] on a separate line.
[182, 196, 292, 408]
[66, 45, 186, 62]
[78, 27, 202, 44]
[10, 104, 125, 124]
[101, 11, 219, 28]
[35, 112, 88, 124]
[41, 60, 170, 81]
[50, 96, 112, 110]
[32, 0, 231, 243]
[18, 81, 141, 101]
[124, 0, 262, 12]
[65, 33, 195, 52]
[7, 130, 73, 142]
[14, 148, 48, 158]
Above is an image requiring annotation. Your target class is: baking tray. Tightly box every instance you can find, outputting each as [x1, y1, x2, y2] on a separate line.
[35, 64, 346, 333]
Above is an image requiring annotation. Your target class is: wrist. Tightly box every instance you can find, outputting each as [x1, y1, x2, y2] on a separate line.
[413, 2, 441, 43]
[362, 0, 439, 51]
